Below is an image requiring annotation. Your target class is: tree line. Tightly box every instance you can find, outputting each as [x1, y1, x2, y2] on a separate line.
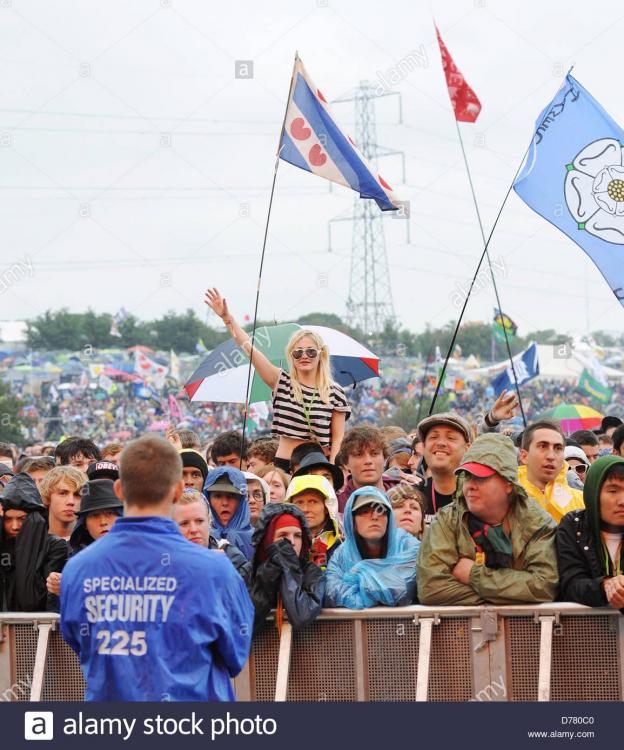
[21, 308, 578, 360]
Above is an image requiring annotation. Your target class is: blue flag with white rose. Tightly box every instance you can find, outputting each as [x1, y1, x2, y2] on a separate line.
[491, 342, 539, 397]
[513, 73, 624, 304]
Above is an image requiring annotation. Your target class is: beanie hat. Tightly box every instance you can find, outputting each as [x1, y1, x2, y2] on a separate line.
[180, 449, 208, 481]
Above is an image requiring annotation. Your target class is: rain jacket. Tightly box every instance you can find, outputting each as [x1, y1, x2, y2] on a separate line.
[518, 463, 584, 524]
[204, 466, 253, 561]
[324, 486, 420, 609]
[556, 455, 624, 609]
[285, 475, 343, 570]
[251, 504, 324, 634]
[0, 473, 67, 612]
[418, 434, 558, 605]
[61, 515, 253, 701]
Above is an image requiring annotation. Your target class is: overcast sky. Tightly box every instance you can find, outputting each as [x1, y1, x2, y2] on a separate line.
[1, 0, 624, 341]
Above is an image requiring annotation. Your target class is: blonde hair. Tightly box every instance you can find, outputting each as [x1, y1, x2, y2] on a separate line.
[176, 489, 207, 507]
[173, 489, 213, 531]
[39, 466, 87, 507]
[286, 329, 332, 405]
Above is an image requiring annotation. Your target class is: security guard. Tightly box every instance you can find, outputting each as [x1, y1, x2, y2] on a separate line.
[61, 435, 253, 701]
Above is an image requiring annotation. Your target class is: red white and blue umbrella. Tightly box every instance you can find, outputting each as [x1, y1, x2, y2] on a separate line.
[184, 324, 379, 404]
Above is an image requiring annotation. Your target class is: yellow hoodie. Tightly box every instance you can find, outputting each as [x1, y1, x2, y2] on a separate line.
[517, 463, 584, 523]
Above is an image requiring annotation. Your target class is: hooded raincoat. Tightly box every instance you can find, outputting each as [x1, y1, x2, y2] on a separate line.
[418, 434, 558, 606]
[251, 503, 324, 634]
[324, 486, 420, 609]
[556, 455, 624, 609]
[517, 463, 584, 524]
[0, 473, 67, 612]
[204, 466, 253, 561]
[60, 515, 254, 701]
[285, 475, 343, 570]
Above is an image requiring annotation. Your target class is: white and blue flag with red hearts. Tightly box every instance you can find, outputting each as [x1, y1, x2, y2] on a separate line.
[279, 56, 401, 211]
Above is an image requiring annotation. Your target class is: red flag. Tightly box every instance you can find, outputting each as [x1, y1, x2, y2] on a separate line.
[435, 26, 481, 123]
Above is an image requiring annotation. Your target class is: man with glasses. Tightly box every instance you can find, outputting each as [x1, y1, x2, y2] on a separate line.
[243, 471, 269, 527]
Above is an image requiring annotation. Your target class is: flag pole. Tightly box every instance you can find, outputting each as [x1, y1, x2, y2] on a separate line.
[451, 119, 527, 426]
[416, 346, 433, 423]
[428, 140, 530, 417]
[239, 52, 299, 465]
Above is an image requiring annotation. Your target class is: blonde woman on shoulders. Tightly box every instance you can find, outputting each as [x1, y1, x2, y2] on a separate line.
[205, 288, 351, 473]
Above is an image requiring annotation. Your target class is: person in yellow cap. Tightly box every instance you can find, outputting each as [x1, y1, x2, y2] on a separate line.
[285, 475, 342, 570]
[518, 420, 584, 523]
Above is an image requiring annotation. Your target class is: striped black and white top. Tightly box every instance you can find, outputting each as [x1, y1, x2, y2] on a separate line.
[271, 369, 351, 447]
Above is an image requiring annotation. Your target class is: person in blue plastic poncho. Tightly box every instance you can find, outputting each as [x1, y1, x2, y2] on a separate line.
[204, 466, 254, 561]
[323, 486, 420, 609]
[60, 436, 253, 701]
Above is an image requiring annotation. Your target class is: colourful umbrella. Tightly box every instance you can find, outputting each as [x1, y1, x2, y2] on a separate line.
[184, 324, 379, 404]
[539, 404, 603, 433]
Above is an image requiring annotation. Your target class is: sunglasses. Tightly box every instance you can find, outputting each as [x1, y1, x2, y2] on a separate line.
[292, 347, 319, 360]
[573, 464, 587, 476]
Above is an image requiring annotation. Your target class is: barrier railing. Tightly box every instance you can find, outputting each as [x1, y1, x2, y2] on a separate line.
[1, 604, 622, 702]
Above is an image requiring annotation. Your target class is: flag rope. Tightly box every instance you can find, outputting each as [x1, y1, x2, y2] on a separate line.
[450, 118, 527, 426]
[428, 140, 530, 417]
[239, 53, 299, 465]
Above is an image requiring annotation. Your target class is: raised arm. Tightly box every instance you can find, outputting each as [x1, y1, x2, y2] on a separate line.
[205, 287, 280, 390]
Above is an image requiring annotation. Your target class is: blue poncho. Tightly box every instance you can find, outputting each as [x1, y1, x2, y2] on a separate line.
[324, 486, 420, 609]
[204, 466, 253, 561]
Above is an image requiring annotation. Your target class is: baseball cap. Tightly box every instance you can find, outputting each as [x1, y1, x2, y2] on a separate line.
[206, 478, 243, 495]
[352, 493, 388, 512]
[86, 460, 119, 482]
[455, 461, 497, 478]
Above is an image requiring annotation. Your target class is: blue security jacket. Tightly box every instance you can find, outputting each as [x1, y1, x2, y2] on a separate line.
[60, 515, 253, 701]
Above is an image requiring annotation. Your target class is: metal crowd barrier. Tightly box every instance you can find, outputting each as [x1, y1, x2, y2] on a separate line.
[1, 604, 623, 702]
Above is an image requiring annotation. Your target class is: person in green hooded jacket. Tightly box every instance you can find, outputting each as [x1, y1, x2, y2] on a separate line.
[556, 455, 624, 610]
[417, 433, 558, 606]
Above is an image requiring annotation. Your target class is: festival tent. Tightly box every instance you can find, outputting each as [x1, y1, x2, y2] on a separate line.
[467, 345, 624, 382]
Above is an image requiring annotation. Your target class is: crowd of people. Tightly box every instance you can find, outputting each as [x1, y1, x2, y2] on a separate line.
[1, 291, 623, 700]
[8, 350, 624, 450]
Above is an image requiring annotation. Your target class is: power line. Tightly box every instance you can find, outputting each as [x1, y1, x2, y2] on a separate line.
[0, 107, 277, 124]
[0, 124, 275, 136]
